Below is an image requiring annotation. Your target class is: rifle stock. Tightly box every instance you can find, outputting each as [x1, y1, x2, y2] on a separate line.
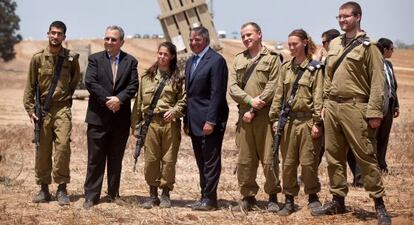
[132, 122, 149, 172]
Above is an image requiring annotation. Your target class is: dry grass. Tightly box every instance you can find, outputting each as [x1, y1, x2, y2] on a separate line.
[1, 40, 414, 224]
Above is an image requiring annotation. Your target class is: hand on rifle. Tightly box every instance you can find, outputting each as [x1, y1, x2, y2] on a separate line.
[272, 121, 278, 132]
[29, 113, 39, 127]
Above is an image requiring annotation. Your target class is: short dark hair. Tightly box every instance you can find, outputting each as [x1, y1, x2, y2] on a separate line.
[377, 38, 393, 55]
[241, 22, 262, 34]
[340, 1, 362, 17]
[49, 21, 67, 34]
[190, 26, 210, 44]
[322, 29, 341, 42]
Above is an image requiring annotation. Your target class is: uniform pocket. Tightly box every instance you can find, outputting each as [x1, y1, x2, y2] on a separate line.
[255, 63, 271, 85]
[142, 87, 155, 105]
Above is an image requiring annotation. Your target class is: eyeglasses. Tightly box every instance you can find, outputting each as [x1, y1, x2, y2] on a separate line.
[104, 37, 118, 42]
[336, 14, 355, 20]
[322, 40, 328, 45]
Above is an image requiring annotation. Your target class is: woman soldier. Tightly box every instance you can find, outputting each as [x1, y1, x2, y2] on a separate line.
[269, 29, 323, 216]
[133, 41, 186, 209]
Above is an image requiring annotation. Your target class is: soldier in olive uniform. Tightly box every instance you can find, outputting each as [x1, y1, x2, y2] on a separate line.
[132, 42, 186, 209]
[269, 29, 323, 216]
[229, 22, 282, 212]
[311, 2, 391, 225]
[23, 21, 80, 205]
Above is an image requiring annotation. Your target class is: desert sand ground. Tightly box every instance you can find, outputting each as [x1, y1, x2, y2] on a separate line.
[0, 39, 413, 224]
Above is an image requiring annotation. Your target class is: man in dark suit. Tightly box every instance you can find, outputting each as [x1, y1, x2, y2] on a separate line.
[184, 26, 229, 211]
[376, 38, 400, 174]
[83, 25, 138, 209]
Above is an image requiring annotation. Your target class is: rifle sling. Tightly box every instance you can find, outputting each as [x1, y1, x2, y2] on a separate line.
[283, 64, 307, 112]
[42, 51, 67, 115]
[331, 36, 366, 76]
[241, 54, 263, 90]
[139, 75, 169, 135]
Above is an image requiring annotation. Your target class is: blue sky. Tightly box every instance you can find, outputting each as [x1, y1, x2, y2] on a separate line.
[16, 0, 413, 44]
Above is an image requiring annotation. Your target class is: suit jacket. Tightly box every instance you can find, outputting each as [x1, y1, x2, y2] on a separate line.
[85, 50, 138, 129]
[185, 47, 229, 136]
[385, 60, 399, 109]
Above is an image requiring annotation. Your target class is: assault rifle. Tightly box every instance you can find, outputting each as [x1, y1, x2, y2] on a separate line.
[132, 111, 152, 172]
[33, 81, 42, 161]
[271, 99, 291, 179]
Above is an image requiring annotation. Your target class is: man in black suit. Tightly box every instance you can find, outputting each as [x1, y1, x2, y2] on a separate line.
[184, 26, 229, 211]
[376, 38, 400, 174]
[83, 25, 138, 209]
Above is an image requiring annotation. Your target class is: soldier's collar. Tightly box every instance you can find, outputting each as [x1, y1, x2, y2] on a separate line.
[341, 31, 366, 46]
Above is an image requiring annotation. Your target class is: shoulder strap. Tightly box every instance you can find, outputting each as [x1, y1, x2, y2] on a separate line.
[241, 54, 263, 90]
[140, 75, 169, 131]
[331, 36, 367, 75]
[285, 66, 306, 108]
[42, 50, 68, 115]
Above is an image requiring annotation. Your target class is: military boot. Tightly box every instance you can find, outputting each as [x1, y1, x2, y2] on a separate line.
[267, 194, 280, 212]
[232, 196, 257, 212]
[374, 197, 391, 225]
[32, 184, 51, 203]
[308, 193, 322, 214]
[56, 183, 70, 206]
[159, 188, 171, 208]
[141, 186, 160, 209]
[311, 195, 345, 216]
[278, 195, 295, 216]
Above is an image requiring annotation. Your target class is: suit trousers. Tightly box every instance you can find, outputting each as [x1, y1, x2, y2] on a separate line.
[84, 123, 129, 203]
[190, 130, 225, 201]
[376, 98, 396, 171]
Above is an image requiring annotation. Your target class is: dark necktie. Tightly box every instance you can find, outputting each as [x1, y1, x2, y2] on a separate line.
[190, 55, 199, 78]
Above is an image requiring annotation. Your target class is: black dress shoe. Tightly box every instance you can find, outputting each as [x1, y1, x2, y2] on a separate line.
[192, 199, 218, 211]
[83, 200, 94, 209]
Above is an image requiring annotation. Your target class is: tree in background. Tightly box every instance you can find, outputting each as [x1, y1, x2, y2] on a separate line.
[0, 0, 22, 62]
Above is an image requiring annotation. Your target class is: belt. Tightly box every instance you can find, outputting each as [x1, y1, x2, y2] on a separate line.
[328, 96, 368, 103]
[289, 112, 313, 118]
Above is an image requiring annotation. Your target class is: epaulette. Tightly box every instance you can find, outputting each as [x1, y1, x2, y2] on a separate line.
[269, 50, 279, 55]
[236, 49, 249, 56]
[67, 50, 79, 62]
[362, 36, 371, 47]
[307, 60, 323, 72]
[33, 49, 45, 56]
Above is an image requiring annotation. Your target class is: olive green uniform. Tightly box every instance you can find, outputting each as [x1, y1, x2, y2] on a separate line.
[324, 32, 386, 198]
[269, 58, 323, 196]
[23, 47, 80, 185]
[132, 69, 186, 190]
[229, 46, 282, 197]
